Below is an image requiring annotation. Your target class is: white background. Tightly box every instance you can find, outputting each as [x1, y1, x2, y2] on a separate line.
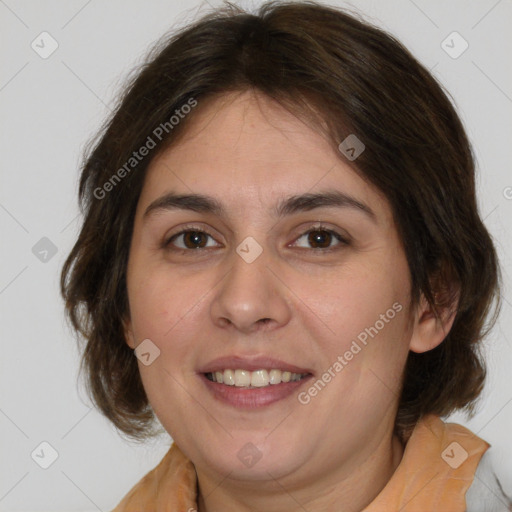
[1, 0, 511, 510]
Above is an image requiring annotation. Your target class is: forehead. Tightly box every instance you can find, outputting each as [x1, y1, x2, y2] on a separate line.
[137, 90, 392, 225]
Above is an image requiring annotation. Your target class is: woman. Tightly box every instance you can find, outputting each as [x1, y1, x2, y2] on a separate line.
[61, 1, 509, 510]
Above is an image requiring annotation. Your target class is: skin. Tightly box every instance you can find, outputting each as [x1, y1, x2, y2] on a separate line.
[124, 90, 456, 512]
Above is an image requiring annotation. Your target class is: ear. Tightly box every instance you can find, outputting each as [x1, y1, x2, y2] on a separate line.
[409, 286, 459, 354]
[122, 316, 136, 350]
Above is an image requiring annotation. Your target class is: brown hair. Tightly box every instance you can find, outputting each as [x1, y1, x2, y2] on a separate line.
[61, 0, 501, 440]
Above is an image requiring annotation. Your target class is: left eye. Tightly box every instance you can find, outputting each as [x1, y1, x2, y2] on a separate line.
[292, 228, 348, 250]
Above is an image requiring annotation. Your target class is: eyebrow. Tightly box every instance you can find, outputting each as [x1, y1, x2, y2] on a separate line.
[143, 190, 376, 222]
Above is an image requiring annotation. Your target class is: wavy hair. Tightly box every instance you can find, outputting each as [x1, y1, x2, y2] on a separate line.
[61, 1, 501, 440]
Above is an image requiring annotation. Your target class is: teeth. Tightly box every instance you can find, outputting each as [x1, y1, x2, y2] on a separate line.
[223, 369, 235, 386]
[206, 369, 309, 387]
[234, 369, 251, 387]
[269, 369, 282, 384]
[251, 369, 269, 387]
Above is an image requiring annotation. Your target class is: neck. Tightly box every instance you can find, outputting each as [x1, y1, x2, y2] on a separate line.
[196, 432, 404, 512]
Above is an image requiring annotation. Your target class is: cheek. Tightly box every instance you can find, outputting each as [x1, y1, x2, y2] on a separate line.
[126, 266, 210, 435]
[294, 256, 411, 393]
[299, 260, 407, 343]
[126, 262, 217, 406]
[127, 262, 209, 342]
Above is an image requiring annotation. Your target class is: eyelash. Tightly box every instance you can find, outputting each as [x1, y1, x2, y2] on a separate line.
[163, 224, 350, 254]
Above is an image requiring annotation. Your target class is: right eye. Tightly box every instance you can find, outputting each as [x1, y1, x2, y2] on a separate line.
[164, 229, 221, 251]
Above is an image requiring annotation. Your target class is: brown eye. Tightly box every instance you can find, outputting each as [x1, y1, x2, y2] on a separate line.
[293, 228, 349, 251]
[308, 230, 333, 249]
[166, 230, 218, 250]
[182, 231, 208, 248]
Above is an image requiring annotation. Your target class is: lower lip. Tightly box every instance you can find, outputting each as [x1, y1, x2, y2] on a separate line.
[199, 373, 313, 409]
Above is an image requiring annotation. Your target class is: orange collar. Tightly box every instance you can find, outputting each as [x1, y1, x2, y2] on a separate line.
[362, 415, 489, 511]
[113, 415, 489, 511]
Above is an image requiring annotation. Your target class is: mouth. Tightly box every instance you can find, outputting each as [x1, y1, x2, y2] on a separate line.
[198, 356, 313, 408]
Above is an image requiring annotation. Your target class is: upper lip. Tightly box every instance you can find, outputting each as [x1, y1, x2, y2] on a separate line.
[198, 355, 313, 375]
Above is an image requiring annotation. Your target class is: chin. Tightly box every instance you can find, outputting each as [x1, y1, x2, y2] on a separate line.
[196, 434, 305, 481]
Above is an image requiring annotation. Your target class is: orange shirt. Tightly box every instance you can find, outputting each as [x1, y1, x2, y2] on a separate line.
[112, 415, 489, 511]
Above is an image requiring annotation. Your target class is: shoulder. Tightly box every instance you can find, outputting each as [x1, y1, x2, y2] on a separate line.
[466, 448, 512, 512]
[111, 443, 197, 511]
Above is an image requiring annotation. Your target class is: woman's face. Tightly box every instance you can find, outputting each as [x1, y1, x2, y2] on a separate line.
[125, 90, 419, 485]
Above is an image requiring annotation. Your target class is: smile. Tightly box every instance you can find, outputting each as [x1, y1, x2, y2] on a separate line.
[205, 369, 310, 388]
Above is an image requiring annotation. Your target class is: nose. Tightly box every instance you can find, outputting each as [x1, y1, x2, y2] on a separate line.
[210, 246, 292, 334]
